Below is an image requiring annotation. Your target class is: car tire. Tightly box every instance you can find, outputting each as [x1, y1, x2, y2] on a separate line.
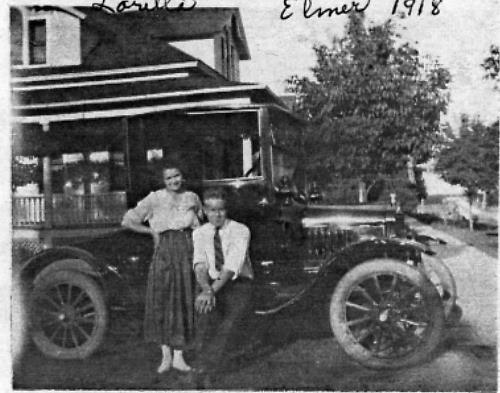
[419, 254, 457, 320]
[30, 270, 108, 359]
[330, 259, 444, 370]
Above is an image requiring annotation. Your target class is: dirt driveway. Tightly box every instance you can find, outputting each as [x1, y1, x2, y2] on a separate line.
[13, 223, 497, 391]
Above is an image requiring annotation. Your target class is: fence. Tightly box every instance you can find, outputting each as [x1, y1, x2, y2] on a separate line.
[12, 191, 127, 228]
[12, 195, 45, 227]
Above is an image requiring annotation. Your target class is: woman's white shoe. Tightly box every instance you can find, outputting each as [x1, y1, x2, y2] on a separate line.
[172, 350, 192, 372]
[157, 345, 172, 374]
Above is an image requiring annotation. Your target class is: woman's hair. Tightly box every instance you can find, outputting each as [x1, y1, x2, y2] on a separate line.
[161, 160, 183, 174]
[202, 187, 227, 203]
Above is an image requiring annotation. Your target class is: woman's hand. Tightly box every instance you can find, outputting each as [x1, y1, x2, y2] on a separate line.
[151, 230, 160, 249]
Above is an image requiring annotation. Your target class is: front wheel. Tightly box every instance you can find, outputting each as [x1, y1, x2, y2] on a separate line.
[330, 259, 444, 369]
[30, 270, 108, 359]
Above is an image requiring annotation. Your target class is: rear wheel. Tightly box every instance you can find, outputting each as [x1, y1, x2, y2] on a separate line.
[330, 259, 444, 369]
[30, 270, 107, 359]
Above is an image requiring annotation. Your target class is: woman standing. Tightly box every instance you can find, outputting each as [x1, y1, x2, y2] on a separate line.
[122, 164, 202, 373]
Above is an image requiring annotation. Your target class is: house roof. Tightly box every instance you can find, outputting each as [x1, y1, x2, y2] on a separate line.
[10, 7, 293, 130]
[76, 7, 250, 60]
[12, 7, 250, 77]
[14, 5, 87, 19]
[11, 60, 288, 124]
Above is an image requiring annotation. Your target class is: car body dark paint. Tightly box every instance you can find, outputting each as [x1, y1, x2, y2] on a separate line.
[20, 176, 431, 345]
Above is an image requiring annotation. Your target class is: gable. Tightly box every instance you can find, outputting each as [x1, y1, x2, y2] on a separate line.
[76, 7, 250, 60]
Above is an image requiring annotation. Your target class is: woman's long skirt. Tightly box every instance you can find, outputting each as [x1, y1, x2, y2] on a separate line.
[144, 230, 195, 349]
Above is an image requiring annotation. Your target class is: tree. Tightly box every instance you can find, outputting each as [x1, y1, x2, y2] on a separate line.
[435, 118, 499, 229]
[287, 13, 450, 202]
[482, 44, 499, 88]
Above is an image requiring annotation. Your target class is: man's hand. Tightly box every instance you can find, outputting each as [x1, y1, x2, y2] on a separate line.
[195, 290, 215, 314]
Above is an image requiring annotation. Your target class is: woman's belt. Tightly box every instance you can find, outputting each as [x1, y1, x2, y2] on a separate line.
[159, 228, 193, 234]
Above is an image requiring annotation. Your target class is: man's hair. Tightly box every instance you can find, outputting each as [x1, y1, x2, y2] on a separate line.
[203, 187, 227, 203]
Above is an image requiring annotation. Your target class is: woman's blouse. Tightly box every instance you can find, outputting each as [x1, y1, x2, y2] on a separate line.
[124, 189, 202, 233]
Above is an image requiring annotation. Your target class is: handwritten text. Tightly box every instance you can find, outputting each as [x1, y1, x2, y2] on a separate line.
[91, 0, 197, 14]
[391, 0, 443, 16]
[281, 0, 371, 20]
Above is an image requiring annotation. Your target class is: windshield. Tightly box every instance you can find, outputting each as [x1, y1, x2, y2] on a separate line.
[272, 146, 297, 185]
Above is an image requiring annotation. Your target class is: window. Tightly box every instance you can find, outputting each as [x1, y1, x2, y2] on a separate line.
[230, 45, 236, 80]
[147, 149, 163, 162]
[29, 19, 46, 64]
[220, 36, 226, 76]
[225, 31, 231, 79]
[201, 135, 242, 180]
[10, 8, 23, 65]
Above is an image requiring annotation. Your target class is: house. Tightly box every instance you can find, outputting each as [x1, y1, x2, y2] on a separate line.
[10, 6, 299, 243]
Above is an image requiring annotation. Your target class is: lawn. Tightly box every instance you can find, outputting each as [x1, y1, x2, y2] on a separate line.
[429, 222, 498, 259]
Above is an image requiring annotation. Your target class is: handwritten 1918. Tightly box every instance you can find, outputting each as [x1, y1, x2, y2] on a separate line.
[281, 0, 371, 20]
[92, 0, 196, 13]
[392, 0, 443, 16]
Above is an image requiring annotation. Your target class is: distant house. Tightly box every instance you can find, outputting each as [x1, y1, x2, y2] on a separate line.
[10, 6, 295, 235]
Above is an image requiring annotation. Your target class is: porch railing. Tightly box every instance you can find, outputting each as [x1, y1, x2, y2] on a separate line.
[12, 195, 45, 227]
[12, 191, 128, 228]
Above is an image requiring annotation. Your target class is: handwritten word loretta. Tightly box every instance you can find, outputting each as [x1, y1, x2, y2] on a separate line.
[280, 0, 371, 20]
[392, 0, 443, 16]
[92, 0, 196, 14]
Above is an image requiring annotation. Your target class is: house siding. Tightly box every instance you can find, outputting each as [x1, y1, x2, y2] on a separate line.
[10, 8, 81, 67]
[47, 11, 81, 66]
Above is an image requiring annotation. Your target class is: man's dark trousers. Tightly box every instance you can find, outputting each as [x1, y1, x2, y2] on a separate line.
[195, 278, 253, 373]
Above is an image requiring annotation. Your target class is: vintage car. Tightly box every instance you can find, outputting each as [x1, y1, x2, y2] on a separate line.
[18, 107, 457, 370]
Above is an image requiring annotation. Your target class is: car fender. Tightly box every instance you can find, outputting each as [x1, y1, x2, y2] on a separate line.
[302, 238, 429, 301]
[19, 246, 113, 285]
[257, 237, 429, 315]
[328, 237, 431, 270]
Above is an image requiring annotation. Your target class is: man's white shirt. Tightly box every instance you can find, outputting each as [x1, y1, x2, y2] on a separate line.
[193, 219, 254, 280]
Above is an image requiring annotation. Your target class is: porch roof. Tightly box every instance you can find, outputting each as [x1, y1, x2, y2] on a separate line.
[12, 58, 290, 124]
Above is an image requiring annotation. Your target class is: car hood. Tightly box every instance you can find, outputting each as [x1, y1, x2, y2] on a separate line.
[302, 204, 396, 228]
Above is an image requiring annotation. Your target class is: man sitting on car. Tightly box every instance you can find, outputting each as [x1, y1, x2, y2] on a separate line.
[192, 188, 254, 388]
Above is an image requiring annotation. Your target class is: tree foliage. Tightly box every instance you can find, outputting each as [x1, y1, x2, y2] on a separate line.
[287, 13, 450, 186]
[482, 44, 499, 87]
[435, 118, 499, 202]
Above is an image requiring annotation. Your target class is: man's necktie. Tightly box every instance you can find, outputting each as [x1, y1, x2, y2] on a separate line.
[214, 228, 224, 272]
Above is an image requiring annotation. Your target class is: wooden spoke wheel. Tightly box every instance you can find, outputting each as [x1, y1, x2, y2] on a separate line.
[30, 270, 107, 359]
[330, 259, 444, 369]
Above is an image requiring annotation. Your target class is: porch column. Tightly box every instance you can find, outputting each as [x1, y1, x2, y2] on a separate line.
[123, 117, 148, 207]
[42, 156, 53, 229]
[122, 117, 132, 193]
[19, 6, 29, 65]
[258, 108, 272, 186]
